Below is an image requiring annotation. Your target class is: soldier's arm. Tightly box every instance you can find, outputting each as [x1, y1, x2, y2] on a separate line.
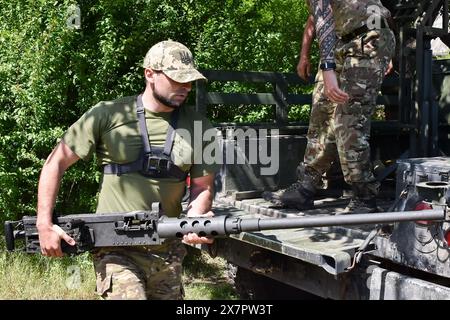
[187, 174, 214, 215]
[183, 174, 215, 244]
[297, 14, 316, 81]
[310, 0, 336, 65]
[309, 0, 349, 104]
[36, 141, 79, 257]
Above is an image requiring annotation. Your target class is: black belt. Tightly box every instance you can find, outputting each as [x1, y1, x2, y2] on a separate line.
[341, 18, 390, 43]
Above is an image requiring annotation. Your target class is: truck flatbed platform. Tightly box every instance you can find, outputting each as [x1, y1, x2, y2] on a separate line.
[211, 195, 395, 275]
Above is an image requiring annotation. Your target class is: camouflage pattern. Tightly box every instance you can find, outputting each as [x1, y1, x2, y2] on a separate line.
[304, 28, 396, 194]
[331, 0, 391, 37]
[143, 40, 206, 83]
[92, 240, 187, 300]
[307, 0, 391, 37]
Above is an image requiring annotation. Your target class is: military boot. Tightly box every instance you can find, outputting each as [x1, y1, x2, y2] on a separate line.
[337, 182, 381, 215]
[262, 164, 321, 210]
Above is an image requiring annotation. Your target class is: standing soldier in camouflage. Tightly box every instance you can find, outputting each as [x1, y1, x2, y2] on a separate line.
[264, 0, 395, 213]
[36, 40, 219, 299]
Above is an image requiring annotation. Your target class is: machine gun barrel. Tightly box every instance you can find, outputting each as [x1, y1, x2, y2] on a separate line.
[243, 209, 445, 231]
[158, 209, 446, 238]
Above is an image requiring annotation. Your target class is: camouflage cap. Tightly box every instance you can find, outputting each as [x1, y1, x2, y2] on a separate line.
[143, 40, 206, 83]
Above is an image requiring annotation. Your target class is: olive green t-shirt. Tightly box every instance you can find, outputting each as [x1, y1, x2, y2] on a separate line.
[62, 95, 220, 217]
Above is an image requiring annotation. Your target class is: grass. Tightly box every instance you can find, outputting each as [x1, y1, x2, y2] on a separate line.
[0, 239, 237, 300]
[182, 246, 238, 300]
[0, 250, 98, 300]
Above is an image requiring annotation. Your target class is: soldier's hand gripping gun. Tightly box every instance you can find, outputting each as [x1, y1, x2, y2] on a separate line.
[4, 193, 449, 255]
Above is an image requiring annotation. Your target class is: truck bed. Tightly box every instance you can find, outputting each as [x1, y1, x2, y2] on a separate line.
[211, 193, 395, 275]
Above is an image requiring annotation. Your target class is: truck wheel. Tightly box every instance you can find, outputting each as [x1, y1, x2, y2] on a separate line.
[227, 263, 320, 300]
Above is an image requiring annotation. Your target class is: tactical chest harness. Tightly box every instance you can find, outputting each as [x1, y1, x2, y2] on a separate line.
[103, 94, 188, 181]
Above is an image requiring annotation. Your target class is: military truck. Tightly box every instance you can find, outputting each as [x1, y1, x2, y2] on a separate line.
[192, 0, 450, 299]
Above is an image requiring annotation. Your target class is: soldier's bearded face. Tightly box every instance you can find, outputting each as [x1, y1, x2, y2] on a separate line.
[151, 72, 191, 109]
[152, 88, 185, 109]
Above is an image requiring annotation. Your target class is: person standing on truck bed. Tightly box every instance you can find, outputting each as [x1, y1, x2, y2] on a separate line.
[264, 0, 395, 214]
[35, 40, 219, 299]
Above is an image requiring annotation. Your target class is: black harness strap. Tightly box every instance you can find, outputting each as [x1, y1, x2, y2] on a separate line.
[164, 109, 179, 157]
[103, 94, 187, 180]
[136, 94, 152, 155]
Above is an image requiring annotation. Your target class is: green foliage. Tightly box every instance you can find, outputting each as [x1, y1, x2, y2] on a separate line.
[289, 104, 312, 122]
[195, 0, 313, 122]
[0, 0, 314, 221]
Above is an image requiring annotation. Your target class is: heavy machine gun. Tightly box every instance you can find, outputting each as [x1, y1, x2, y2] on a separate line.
[4, 182, 449, 255]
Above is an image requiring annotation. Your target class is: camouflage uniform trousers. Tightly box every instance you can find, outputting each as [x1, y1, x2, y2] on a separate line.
[303, 28, 396, 194]
[92, 239, 187, 300]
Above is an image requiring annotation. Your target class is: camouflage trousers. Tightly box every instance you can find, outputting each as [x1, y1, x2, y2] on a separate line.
[92, 240, 187, 300]
[303, 28, 396, 193]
